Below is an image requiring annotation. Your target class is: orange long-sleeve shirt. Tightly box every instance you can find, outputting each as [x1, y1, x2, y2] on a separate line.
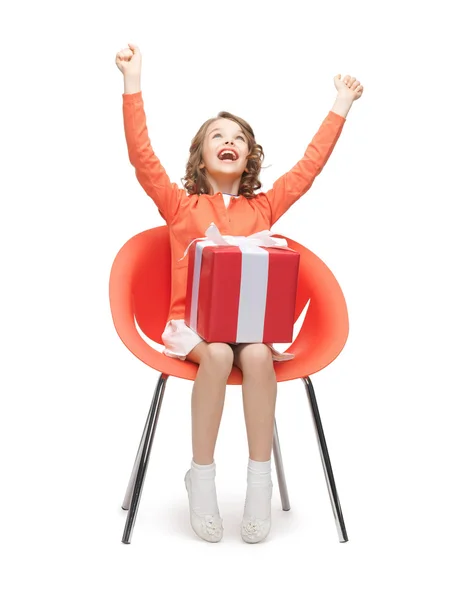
[122, 91, 346, 323]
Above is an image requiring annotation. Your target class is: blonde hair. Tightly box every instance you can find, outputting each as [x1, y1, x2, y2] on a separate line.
[181, 111, 264, 199]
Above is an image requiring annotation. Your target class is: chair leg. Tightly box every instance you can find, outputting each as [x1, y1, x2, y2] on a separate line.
[121, 373, 168, 544]
[272, 418, 291, 511]
[302, 376, 348, 543]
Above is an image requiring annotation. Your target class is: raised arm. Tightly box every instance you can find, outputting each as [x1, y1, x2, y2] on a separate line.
[116, 44, 181, 224]
[265, 74, 363, 227]
[265, 109, 346, 226]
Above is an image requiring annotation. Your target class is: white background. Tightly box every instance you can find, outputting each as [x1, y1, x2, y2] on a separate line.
[2, 0, 454, 597]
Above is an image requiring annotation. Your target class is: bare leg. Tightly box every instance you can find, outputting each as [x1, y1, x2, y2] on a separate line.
[233, 343, 277, 461]
[186, 341, 234, 464]
[184, 341, 234, 543]
[233, 343, 276, 543]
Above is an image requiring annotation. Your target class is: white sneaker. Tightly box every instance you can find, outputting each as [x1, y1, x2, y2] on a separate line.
[184, 470, 223, 543]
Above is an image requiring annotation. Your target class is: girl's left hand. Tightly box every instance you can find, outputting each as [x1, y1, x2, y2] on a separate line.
[333, 74, 364, 101]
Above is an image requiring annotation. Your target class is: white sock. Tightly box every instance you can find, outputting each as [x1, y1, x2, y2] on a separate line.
[189, 459, 220, 516]
[243, 458, 273, 520]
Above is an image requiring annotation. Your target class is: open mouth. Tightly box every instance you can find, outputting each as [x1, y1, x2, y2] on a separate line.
[217, 149, 238, 161]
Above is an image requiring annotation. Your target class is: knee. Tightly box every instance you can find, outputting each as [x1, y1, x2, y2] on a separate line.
[239, 344, 274, 375]
[202, 343, 234, 379]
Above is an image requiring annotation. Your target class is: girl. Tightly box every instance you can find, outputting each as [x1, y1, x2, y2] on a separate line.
[115, 43, 363, 544]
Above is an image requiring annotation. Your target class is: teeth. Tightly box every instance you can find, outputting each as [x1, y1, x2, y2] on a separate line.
[219, 151, 236, 160]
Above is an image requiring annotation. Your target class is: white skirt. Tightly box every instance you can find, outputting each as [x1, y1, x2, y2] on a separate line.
[161, 319, 295, 362]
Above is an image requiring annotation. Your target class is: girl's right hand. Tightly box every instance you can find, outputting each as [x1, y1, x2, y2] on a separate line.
[115, 43, 142, 78]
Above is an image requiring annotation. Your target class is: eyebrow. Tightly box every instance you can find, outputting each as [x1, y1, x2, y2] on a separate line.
[208, 127, 245, 136]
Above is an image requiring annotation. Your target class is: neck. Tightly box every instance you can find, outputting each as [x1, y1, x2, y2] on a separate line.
[205, 172, 241, 196]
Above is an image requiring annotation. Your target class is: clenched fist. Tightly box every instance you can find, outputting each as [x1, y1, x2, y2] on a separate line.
[333, 74, 364, 101]
[115, 43, 142, 78]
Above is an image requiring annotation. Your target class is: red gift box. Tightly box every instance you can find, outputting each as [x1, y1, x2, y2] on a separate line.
[183, 225, 300, 343]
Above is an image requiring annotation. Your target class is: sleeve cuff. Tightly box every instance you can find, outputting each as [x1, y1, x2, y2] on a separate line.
[123, 91, 143, 103]
[328, 110, 347, 122]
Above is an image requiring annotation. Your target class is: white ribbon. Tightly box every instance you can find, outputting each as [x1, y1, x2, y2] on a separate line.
[178, 222, 289, 262]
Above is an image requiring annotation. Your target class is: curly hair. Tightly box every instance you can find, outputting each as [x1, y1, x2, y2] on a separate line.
[180, 111, 265, 199]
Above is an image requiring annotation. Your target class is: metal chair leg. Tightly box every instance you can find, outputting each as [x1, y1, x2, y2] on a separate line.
[272, 418, 291, 511]
[122, 391, 156, 511]
[121, 373, 168, 544]
[302, 376, 348, 543]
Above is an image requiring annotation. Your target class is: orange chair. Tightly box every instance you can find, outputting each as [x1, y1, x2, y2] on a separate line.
[109, 226, 349, 544]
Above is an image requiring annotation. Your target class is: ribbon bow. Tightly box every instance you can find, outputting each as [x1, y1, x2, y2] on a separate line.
[178, 222, 289, 262]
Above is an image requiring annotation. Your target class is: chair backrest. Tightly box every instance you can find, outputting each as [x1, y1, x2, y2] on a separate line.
[128, 227, 172, 344]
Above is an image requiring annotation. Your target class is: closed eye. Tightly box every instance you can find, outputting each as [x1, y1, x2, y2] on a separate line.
[213, 133, 246, 141]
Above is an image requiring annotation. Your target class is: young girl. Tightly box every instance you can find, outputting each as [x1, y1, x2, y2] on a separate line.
[115, 43, 363, 544]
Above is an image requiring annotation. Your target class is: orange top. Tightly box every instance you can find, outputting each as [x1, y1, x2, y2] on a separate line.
[122, 91, 346, 323]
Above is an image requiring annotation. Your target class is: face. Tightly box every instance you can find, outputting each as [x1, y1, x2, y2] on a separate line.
[200, 118, 249, 181]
